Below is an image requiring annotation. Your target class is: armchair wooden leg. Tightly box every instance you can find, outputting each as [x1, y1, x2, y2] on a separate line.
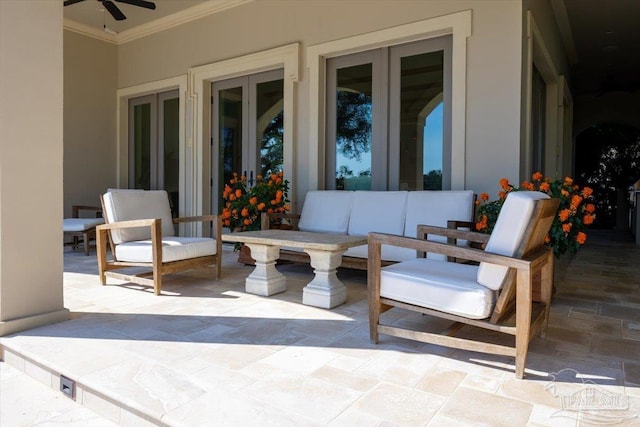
[96, 228, 108, 285]
[515, 269, 533, 379]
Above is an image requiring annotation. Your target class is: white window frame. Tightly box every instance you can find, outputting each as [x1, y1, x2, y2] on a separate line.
[307, 10, 471, 190]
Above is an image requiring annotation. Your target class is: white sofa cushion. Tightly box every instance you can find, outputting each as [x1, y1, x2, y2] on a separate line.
[298, 190, 354, 234]
[404, 190, 474, 260]
[102, 190, 175, 245]
[381, 258, 495, 319]
[476, 191, 550, 290]
[63, 218, 104, 232]
[348, 191, 408, 236]
[115, 237, 217, 263]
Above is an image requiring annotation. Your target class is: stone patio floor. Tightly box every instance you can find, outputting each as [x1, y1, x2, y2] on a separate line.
[1, 230, 639, 426]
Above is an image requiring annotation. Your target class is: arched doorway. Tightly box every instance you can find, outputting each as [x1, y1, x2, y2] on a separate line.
[574, 123, 640, 230]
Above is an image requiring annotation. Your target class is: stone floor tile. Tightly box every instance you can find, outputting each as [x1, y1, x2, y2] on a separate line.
[351, 382, 445, 426]
[438, 387, 532, 427]
[414, 366, 466, 397]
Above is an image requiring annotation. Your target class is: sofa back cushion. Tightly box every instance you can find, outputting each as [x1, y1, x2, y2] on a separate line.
[348, 191, 408, 236]
[404, 190, 475, 260]
[298, 190, 354, 234]
[476, 191, 550, 290]
[102, 190, 175, 245]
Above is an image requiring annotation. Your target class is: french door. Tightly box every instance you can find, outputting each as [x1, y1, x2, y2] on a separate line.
[326, 36, 451, 190]
[128, 89, 180, 215]
[211, 69, 284, 214]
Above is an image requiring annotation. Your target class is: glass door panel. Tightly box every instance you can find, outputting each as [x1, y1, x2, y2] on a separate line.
[219, 86, 244, 193]
[255, 78, 284, 178]
[399, 50, 444, 190]
[390, 36, 451, 190]
[129, 95, 156, 190]
[159, 93, 180, 215]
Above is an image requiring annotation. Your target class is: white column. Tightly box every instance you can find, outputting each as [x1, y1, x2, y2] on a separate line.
[0, 0, 69, 335]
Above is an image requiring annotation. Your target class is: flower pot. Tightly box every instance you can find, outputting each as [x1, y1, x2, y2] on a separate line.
[237, 245, 255, 265]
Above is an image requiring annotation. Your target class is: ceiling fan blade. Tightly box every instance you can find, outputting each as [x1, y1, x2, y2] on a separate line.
[116, 0, 156, 10]
[103, 0, 127, 21]
[63, 0, 87, 6]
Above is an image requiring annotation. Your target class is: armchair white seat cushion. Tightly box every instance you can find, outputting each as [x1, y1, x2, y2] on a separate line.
[380, 258, 495, 319]
[115, 237, 218, 263]
[298, 190, 354, 234]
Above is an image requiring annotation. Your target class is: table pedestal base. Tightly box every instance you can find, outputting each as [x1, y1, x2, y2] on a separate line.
[302, 249, 346, 309]
[245, 244, 286, 296]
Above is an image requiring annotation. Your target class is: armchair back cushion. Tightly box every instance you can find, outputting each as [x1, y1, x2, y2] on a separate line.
[102, 190, 175, 245]
[298, 190, 354, 234]
[476, 191, 550, 290]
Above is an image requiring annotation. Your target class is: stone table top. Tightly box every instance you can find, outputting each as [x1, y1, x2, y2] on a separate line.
[222, 230, 367, 251]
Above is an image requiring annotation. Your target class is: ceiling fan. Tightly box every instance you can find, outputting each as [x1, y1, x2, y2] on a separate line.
[63, 0, 156, 21]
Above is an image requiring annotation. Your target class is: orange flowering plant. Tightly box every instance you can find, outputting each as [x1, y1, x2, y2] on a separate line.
[475, 172, 595, 258]
[221, 171, 290, 234]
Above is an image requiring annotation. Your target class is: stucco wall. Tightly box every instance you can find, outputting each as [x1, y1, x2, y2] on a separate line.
[0, 0, 68, 332]
[113, 0, 524, 201]
[64, 31, 118, 217]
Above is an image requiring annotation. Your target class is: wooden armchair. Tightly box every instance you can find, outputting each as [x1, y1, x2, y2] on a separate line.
[368, 191, 560, 378]
[97, 190, 222, 295]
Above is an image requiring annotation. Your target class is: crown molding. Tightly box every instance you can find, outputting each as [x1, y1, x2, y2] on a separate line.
[64, 0, 251, 45]
[63, 19, 118, 44]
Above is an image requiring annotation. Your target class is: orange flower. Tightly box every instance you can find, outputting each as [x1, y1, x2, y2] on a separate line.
[223, 219, 230, 227]
[561, 189, 569, 198]
[562, 223, 572, 233]
[243, 218, 251, 226]
[585, 203, 596, 213]
[583, 214, 594, 225]
[576, 232, 587, 245]
[249, 197, 258, 205]
[521, 181, 534, 191]
[222, 208, 231, 219]
[257, 202, 266, 211]
[532, 172, 543, 181]
[558, 209, 571, 222]
[564, 176, 573, 185]
[229, 194, 236, 201]
[270, 200, 277, 205]
[570, 195, 583, 209]
[539, 182, 550, 192]
[480, 193, 489, 201]
[241, 208, 249, 217]
[235, 189, 242, 198]
[229, 179, 235, 185]
[582, 187, 593, 198]
[499, 178, 510, 190]
[498, 191, 507, 200]
[276, 190, 283, 201]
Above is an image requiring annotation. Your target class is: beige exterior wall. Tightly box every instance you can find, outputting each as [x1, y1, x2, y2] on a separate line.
[63, 32, 118, 217]
[521, 0, 573, 181]
[113, 0, 524, 200]
[0, 0, 68, 335]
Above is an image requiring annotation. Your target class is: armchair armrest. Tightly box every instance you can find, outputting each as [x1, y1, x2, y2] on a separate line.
[416, 224, 490, 262]
[97, 218, 157, 230]
[261, 212, 300, 230]
[173, 215, 219, 224]
[369, 232, 544, 271]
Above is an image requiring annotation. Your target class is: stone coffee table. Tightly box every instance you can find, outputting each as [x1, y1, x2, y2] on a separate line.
[222, 230, 367, 309]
